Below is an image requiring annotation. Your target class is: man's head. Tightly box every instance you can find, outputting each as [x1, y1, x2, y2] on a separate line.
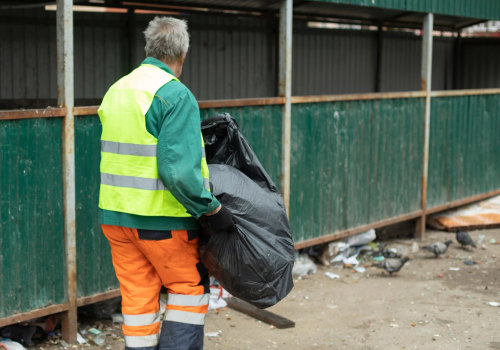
[144, 16, 189, 77]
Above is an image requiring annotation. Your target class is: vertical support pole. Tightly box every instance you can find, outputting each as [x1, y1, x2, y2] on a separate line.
[415, 13, 433, 240]
[279, 0, 292, 214]
[57, 0, 77, 343]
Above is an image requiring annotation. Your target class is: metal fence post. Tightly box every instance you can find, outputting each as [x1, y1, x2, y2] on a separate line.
[279, 0, 292, 214]
[57, 0, 77, 342]
[416, 13, 433, 240]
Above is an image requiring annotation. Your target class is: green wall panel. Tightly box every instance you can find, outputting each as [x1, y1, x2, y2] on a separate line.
[75, 116, 118, 297]
[311, 0, 500, 20]
[0, 118, 66, 317]
[290, 99, 424, 242]
[428, 94, 500, 208]
[200, 105, 283, 188]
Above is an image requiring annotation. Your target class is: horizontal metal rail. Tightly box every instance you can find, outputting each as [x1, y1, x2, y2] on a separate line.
[290, 91, 427, 104]
[2, 89, 500, 120]
[0, 107, 66, 120]
[431, 88, 500, 97]
[0, 304, 69, 328]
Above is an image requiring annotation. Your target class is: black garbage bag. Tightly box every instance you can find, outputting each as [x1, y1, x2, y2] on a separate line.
[200, 113, 294, 309]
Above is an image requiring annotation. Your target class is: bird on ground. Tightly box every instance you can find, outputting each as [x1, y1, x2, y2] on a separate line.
[456, 230, 476, 249]
[372, 257, 410, 275]
[422, 240, 452, 258]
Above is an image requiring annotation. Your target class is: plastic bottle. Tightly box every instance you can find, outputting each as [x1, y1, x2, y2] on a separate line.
[88, 327, 106, 346]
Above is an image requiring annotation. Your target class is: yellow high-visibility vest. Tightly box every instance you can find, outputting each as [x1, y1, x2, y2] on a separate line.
[98, 64, 210, 217]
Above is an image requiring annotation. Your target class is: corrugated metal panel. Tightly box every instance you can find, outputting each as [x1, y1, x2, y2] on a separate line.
[290, 99, 424, 243]
[459, 38, 500, 90]
[427, 94, 500, 208]
[167, 13, 277, 100]
[0, 118, 66, 317]
[293, 26, 455, 96]
[432, 37, 454, 90]
[379, 31, 421, 92]
[309, 0, 500, 20]
[199, 105, 282, 186]
[75, 116, 118, 297]
[293, 23, 377, 95]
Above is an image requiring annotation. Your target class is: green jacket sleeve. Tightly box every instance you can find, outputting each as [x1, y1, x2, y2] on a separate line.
[152, 88, 220, 218]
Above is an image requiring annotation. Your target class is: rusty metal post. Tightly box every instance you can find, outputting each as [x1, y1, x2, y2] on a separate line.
[415, 13, 433, 240]
[279, 0, 292, 214]
[57, 0, 77, 343]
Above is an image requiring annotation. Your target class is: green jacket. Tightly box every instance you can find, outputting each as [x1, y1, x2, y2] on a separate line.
[98, 57, 220, 230]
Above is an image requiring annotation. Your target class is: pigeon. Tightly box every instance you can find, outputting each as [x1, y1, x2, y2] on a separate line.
[372, 257, 410, 275]
[422, 240, 452, 257]
[456, 230, 476, 249]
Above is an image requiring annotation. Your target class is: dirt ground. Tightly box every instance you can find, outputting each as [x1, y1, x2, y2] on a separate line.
[33, 228, 500, 350]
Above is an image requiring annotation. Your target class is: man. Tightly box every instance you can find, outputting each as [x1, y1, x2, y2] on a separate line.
[98, 16, 236, 350]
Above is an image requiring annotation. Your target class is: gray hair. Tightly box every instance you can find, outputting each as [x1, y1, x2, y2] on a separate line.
[144, 16, 189, 63]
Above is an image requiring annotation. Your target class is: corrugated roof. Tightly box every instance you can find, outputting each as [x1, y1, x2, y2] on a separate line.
[0, 0, 497, 29]
[309, 0, 500, 21]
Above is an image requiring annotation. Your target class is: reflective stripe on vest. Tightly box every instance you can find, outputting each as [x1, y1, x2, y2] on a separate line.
[98, 64, 210, 217]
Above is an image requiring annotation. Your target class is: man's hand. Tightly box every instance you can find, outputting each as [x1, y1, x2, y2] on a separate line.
[200, 205, 237, 235]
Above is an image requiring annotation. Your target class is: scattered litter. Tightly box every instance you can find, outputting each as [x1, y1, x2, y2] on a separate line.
[490, 239, 498, 245]
[88, 328, 106, 346]
[110, 313, 123, 324]
[209, 279, 231, 311]
[0, 340, 26, 350]
[437, 274, 444, 278]
[464, 260, 477, 265]
[448, 267, 460, 271]
[477, 235, 485, 244]
[76, 333, 87, 344]
[411, 323, 416, 327]
[487, 302, 500, 307]
[342, 255, 359, 266]
[60, 340, 69, 348]
[354, 265, 366, 273]
[324, 272, 340, 279]
[389, 323, 399, 328]
[344, 229, 376, 246]
[205, 331, 221, 338]
[372, 256, 385, 262]
[292, 254, 317, 277]
[411, 241, 419, 254]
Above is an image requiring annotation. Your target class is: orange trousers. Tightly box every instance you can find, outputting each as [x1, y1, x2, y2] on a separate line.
[102, 225, 209, 350]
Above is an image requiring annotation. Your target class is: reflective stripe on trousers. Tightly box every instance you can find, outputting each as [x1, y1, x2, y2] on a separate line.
[101, 225, 209, 350]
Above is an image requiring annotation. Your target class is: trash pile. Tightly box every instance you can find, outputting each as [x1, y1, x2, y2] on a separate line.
[292, 229, 416, 278]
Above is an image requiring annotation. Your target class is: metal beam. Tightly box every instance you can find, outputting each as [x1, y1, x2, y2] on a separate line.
[415, 13, 433, 240]
[279, 0, 292, 214]
[57, 0, 77, 343]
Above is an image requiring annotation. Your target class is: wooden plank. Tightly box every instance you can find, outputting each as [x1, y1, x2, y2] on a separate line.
[225, 297, 295, 329]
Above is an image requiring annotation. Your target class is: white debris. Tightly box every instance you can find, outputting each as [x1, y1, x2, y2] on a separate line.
[325, 272, 340, 279]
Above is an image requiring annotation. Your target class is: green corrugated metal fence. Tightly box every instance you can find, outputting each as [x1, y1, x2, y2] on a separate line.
[311, 0, 500, 20]
[428, 94, 500, 208]
[0, 118, 66, 318]
[1, 94, 499, 318]
[290, 98, 424, 242]
[75, 116, 118, 298]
